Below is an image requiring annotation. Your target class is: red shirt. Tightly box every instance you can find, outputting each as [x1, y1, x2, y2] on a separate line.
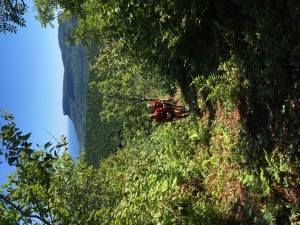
[150, 101, 163, 113]
[151, 101, 172, 113]
[154, 108, 174, 123]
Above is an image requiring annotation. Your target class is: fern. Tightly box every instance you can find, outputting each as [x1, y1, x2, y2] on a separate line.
[192, 72, 235, 106]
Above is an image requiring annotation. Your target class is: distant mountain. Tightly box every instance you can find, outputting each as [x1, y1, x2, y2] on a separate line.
[58, 20, 88, 152]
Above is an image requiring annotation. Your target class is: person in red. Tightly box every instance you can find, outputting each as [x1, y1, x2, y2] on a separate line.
[147, 98, 173, 113]
[147, 97, 189, 113]
[150, 107, 189, 123]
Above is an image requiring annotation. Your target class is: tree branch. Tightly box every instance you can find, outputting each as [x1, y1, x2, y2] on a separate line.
[0, 193, 52, 225]
[19, 161, 52, 225]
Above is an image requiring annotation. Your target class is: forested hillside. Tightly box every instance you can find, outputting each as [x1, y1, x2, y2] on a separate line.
[84, 70, 124, 165]
[1, 0, 300, 224]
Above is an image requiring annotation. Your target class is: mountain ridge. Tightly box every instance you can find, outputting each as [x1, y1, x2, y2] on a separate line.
[58, 20, 88, 152]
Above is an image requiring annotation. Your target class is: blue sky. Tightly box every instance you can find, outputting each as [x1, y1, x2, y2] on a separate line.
[0, 1, 70, 184]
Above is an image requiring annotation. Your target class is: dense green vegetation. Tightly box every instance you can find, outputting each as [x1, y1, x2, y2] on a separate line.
[0, 112, 101, 224]
[84, 71, 123, 165]
[80, 0, 300, 223]
[83, 39, 176, 165]
[1, 0, 300, 224]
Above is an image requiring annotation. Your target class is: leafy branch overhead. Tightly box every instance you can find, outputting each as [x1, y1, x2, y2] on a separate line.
[33, 0, 86, 28]
[0, 0, 27, 33]
[0, 110, 69, 224]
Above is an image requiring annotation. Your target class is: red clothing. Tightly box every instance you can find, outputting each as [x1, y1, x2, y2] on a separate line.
[151, 100, 172, 113]
[150, 101, 162, 113]
[154, 108, 175, 123]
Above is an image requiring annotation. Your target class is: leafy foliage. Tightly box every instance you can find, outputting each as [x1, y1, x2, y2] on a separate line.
[0, 0, 27, 34]
[84, 72, 123, 166]
[33, 0, 86, 28]
[2, 0, 300, 224]
[92, 118, 226, 224]
[76, 0, 300, 223]
[0, 110, 104, 224]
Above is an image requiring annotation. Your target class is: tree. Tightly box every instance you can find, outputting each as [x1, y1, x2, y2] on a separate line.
[0, 0, 27, 34]
[0, 110, 61, 224]
[33, 0, 86, 28]
[0, 111, 102, 224]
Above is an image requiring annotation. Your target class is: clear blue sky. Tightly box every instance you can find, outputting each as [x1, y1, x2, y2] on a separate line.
[0, 1, 70, 184]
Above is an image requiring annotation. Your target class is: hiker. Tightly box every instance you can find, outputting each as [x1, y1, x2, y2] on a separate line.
[149, 107, 189, 123]
[147, 97, 189, 113]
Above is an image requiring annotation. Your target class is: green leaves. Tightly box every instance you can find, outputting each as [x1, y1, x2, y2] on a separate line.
[244, 202, 273, 225]
[0, 112, 33, 165]
[0, 0, 27, 34]
[33, 0, 87, 28]
[3, 0, 300, 223]
[6, 156, 18, 165]
[92, 117, 222, 224]
[0, 111, 76, 224]
[259, 211, 273, 225]
[160, 179, 169, 193]
[0, 148, 102, 224]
